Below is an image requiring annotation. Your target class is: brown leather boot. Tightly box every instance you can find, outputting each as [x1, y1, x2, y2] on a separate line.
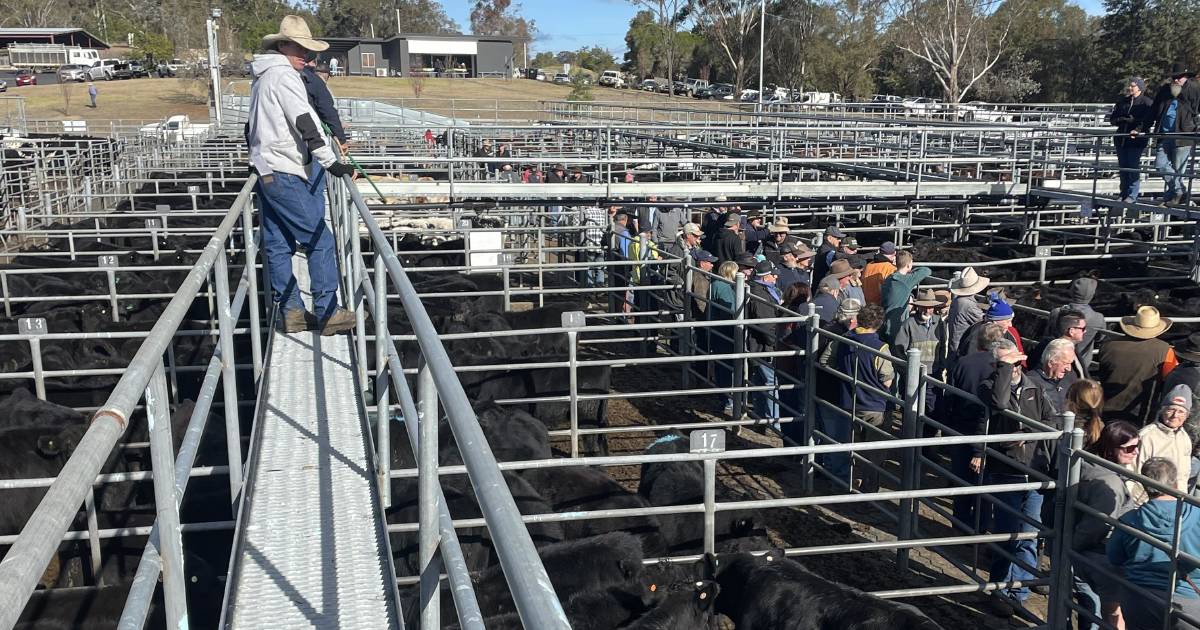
[282, 309, 314, 333]
[320, 308, 357, 336]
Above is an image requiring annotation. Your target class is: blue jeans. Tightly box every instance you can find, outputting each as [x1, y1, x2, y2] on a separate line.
[817, 403, 851, 485]
[1155, 142, 1194, 200]
[1117, 141, 1147, 201]
[751, 361, 779, 429]
[258, 172, 340, 320]
[986, 473, 1044, 602]
[1072, 568, 1102, 630]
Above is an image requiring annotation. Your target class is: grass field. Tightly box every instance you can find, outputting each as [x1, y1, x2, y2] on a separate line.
[10, 76, 730, 124]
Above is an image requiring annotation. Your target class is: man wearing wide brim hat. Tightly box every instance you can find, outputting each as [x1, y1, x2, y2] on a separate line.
[1098, 306, 1181, 425]
[893, 288, 949, 385]
[947, 266, 991, 359]
[248, 14, 356, 336]
[1151, 61, 1200, 204]
[760, 217, 791, 264]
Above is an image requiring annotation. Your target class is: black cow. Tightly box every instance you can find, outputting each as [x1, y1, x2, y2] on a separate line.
[470, 531, 645, 619]
[14, 551, 221, 630]
[519, 465, 667, 554]
[622, 579, 720, 629]
[638, 433, 766, 554]
[388, 472, 564, 576]
[0, 388, 86, 429]
[706, 550, 944, 630]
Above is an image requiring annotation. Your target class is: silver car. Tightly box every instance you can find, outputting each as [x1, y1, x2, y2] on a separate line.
[57, 64, 88, 82]
[0, 79, 6, 93]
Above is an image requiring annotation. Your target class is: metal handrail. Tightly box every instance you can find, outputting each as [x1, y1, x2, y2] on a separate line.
[0, 174, 258, 630]
[340, 173, 570, 628]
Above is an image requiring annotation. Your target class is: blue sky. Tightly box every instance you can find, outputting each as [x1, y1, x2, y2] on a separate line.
[444, 0, 640, 56]
[444, 0, 1106, 58]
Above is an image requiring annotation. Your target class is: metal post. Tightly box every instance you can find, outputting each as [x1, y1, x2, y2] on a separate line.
[418, 363, 441, 630]
[703, 458, 717, 554]
[757, 0, 765, 106]
[241, 197, 263, 380]
[732, 273, 747, 421]
[145, 363, 189, 629]
[374, 255, 392, 508]
[1048, 422, 1083, 630]
[105, 269, 120, 323]
[681, 254, 694, 389]
[802, 302, 818, 495]
[29, 337, 45, 400]
[84, 489, 102, 583]
[897, 348, 922, 571]
[214, 249, 243, 499]
[563, 311, 585, 458]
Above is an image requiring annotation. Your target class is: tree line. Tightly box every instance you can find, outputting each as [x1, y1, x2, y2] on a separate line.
[619, 0, 1200, 103]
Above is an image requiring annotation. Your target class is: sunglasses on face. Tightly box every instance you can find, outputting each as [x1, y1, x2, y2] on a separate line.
[1118, 442, 1140, 453]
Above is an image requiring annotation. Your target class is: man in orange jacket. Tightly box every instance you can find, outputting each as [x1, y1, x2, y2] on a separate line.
[862, 241, 897, 305]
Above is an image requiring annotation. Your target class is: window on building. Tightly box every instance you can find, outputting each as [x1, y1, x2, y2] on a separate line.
[361, 52, 376, 68]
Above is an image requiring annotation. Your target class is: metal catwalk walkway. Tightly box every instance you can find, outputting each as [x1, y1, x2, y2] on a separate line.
[222, 260, 401, 629]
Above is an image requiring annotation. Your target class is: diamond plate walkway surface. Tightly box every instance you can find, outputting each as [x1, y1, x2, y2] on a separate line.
[224, 327, 401, 629]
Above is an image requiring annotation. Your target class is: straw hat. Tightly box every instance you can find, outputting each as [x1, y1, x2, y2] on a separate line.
[949, 267, 990, 296]
[768, 218, 789, 234]
[912, 289, 945, 308]
[1120, 306, 1172, 339]
[262, 15, 329, 52]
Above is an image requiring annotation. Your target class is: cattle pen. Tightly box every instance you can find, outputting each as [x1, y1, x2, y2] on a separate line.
[1, 98, 1199, 630]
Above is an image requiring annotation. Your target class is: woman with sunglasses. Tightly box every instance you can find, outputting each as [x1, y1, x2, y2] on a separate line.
[1072, 420, 1141, 630]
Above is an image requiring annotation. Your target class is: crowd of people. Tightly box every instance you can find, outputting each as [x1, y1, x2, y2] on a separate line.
[593, 201, 1200, 629]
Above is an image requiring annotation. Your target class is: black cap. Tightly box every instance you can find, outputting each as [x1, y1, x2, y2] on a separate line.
[754, 260, 777, 275]
[736, 253, 758, 268]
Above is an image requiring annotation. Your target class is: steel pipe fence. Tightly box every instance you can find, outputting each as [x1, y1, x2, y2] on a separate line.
[0, 175, 261, 630]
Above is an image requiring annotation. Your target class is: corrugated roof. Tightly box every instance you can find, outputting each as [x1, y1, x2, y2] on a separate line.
[0, 28, 110, 48]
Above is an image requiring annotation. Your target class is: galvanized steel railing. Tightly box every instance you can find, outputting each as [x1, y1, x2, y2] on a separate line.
[0, 174, 260, 630]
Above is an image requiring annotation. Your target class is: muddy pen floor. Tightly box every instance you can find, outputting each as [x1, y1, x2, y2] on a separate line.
[546, 334, 1049, 629]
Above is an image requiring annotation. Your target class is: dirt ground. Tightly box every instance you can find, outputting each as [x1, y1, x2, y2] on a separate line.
[548, 336, 1054, 629]
[12, 76, 729, 124]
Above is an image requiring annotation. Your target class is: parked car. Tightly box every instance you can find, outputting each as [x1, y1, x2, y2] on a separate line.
[671, 81, 688, 95]
[0, 79, 7, 93]
[138, 114, 213, 143]
[14, 69, 37, 86]
[708, 83, 735, 100]
[639, 78, 661, 92]
[110, 63, 134, 80]
[553, 72, 571, 85]
[535, 69, 547, 81]
[598, 70, 625, 88]
[901, 96, 942, 115]
[126, 61, 150, 78]
[57, 64, 88, 82]
[88, 59, 123, 81]
[685, 78, 709, 97]
[739, 89, 759, 102]
[956, 101, 1012, 123]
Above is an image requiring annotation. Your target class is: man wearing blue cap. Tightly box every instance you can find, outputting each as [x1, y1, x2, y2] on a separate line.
[958, 295, 1026, 367]
[689, 249, 717, 352]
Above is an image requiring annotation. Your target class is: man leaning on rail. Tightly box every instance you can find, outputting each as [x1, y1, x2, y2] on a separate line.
[245, 15, 357, 335]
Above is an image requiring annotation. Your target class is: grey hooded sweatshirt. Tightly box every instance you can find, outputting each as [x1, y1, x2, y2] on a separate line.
[1046, 277, 1106, 374]
[246, 52, 337, 179]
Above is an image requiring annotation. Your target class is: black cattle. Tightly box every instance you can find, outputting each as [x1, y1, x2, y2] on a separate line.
[707, 551, 944, 630]
[389, 403, 550, 471]
[388, 472, 564, 576]
[519, 465, 667, 554]
[637, 433, 765, 554]
[622, 579, 720, 630]
[14, 551, 221, 630]
[470, 531, 645, 619]
[0, 388, 86, 429]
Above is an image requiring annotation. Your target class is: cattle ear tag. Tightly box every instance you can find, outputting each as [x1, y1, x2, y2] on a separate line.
[699, 592, 708, 600]
[648, 584, 656, 592]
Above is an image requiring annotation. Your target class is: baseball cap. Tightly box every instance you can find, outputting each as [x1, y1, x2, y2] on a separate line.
[842, 236, 859, 250]
[693, 249, 717, 263]
[825, 226, 846, 238]
[879, 241, 897, 255]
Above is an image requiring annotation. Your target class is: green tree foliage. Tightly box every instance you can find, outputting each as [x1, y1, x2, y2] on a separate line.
[470, 0, 536, 40]
[316, 0, 460, 38]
